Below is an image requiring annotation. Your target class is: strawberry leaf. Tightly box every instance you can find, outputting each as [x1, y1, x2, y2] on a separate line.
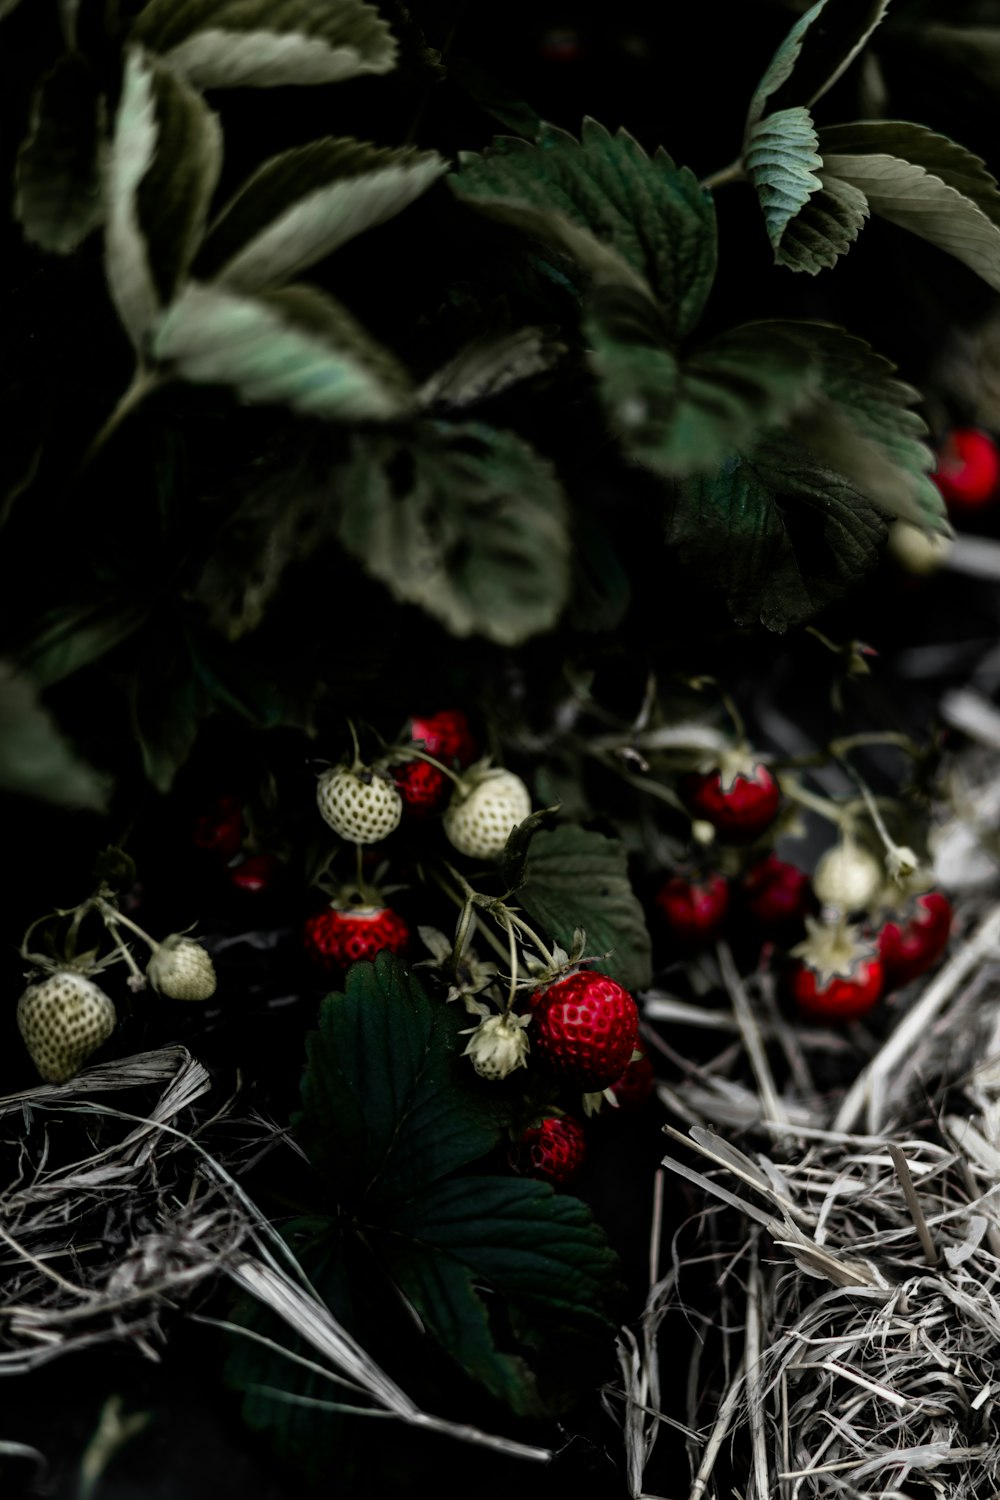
[131, 0, 397, 90]
[772, 172, 869, 274]
[295, 953, 504, 1210]
[336, 423, 570, 646]
[516, 825, 652, 991]
[14, 52, 105, 255]
[744, 105, 824, 258]
[0, 661, 108, 810]
[747, 0, 892, 127]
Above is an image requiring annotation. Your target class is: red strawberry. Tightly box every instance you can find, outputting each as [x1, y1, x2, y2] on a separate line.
[680, 763, 780, 844]
[932, 428, 1000, 514]
[654, 872, 729, 948]
[193, 795, 243, 861]
[304, 901, 411, 975]
[531, 971, 639, 1091]
[787, 917, 883, 1023]
[741, 855, 815, 935]
[511, 1116, 586, 1185]
[609, 1048, 655, 1110]
[392, 757, 450, 816]
[409, 709, 477, 769]
[878, 892, 952, 990]
[229, 853, 282, 895]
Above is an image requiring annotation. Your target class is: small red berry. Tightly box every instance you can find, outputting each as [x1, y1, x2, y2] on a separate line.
[654, 872, 729, 948]
[787, 956, 884, 1023]
[609, 1048, 655, 1110]
[192, 795, 243, 861]
[932, 428, 1000, 514]
[409, 709, 477, 770]
[680, 764, 780, 844]
[741, 855, 815, 934]
[229, 853, 282, 895]
[878, 892, 952, 990]
[531, 970, 639, 1091]
[511, 1116, 586, 1186]
[303, 902, 412, 975]
[392, 757, 450, 816]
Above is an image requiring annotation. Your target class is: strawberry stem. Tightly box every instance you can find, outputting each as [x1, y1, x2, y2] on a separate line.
[505, 912, 558, 970]
[96, 900, 161, 955]
[390, 744, 464, 788]
[498, 910, 520, 1014]
[107, 925, 147, 990]
[781, 776, 852, 829]
[346, 718, 362, 771]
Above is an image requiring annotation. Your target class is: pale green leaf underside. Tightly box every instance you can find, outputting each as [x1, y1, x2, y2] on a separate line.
[337, 423, 570, 646]
[104, 50, 161, 347]
[131, 0, 397, 88]
[14, 53, 104, 255]
[151, 281, 412, 420]
[452, 117, 716, 338]
[199, 137, 447, 293]
[774, 172, 869, 273]
[748, 0, 891, 126]
[745, 105, 823, 252]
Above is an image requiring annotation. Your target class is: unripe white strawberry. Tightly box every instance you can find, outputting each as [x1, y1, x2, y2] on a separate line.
[887, 519, 952, 577]
[317, 765, 403, 844]
[461, 1011, 531, 1080]
[147, 936, 217, 1001]
[17, 971, 116, 1083]
[813, 840, 883, 912]
[443, 767, 532, 860]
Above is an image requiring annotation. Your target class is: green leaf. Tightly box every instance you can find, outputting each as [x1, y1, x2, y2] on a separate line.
[151, 281, 412, 419]
[417, 327, 563, 410]
[586, 289, 817, 477]
[778, 321, 944, 531]
[819, 120, 1000, 292]
[744, 105, 823, 255]
[667, 441, 887, 631]
[131, 0, 397, 89]
[772, 171, 869, 273]
[452, 118, 717, 338]
[295, 953, 503, 1210]
[105, 48, 223, 347]
[748, 0, 891, 126]
[18, 601, 148, 689]
[337, 423, 570, 646]
[196, 138, 447, 294]
[500, 806, 562, 895]
[14, 53, 105, 255]
[516, 825, 652, 991]
[372, 1175, 621, 1414]
[0, 662, 108, 810]
[130, 639, 208, 793]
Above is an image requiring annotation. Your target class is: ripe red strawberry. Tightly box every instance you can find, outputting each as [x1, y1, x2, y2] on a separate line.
[654, 872, 729, 948]
[680, 763, 780, 844]
[531, 970, 639, 1091]
[409, 709, 477, 769]
[609, 1047, 655, 1110]
[192, 795, 243, 861]
[510, 1116, 586, 1185]
[787, 917, 883, 1023]
[878, 891, 952, 990]
[304, 901, 411, 975]
[392, 757, 450, 816]
[740, 855, 815, 935]
[932, 428, 1000, 514]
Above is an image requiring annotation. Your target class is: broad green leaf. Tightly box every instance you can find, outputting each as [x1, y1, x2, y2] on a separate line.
[373, 1175, 621, 1414]
[0, 662, 107, 810]
[773, 171, 869, 273]
[18, 602, 148, 689]
[748, 0, 891, 126]
[337, 423, 570, 646]
[516, 825, 652, 991]
[196, 138, 447, 294]
[130, 640, 208, 792]
[778, 320, 944, 530]
[744, 105, 823, 255]
[151, 281, 412, 420]
[131, 0, 397, 89]
[819, 121, 1000, 292]
[417, 327, 563, 410]
[452, 118, 717, 338]
[668, 441, 888, 631]
[14, 53, 105, 254]
[295, 954, 503, 1210]
[105, 49, 223, 346]
[586, 289, 817, 477]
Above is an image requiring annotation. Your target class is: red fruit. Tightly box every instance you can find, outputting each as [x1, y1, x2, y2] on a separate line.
[392, 757, 450, 816]
[229, 853, 282, 895]
[304, 902, 411, 975]
[680, 764, 780, 844]
[741, 855, 815, 934]
[654, 872, 729, 948]
[609, 1048, 655, 1110]
[878, 892, 952, 990]
[511, 1116, 586, 1185]
[531, 970, 639, 1091]
[409, 709, 477, 770]
[192, 795, 243, 861]
[788, 956, 884, 1023]
[932, 428, 1000, 513]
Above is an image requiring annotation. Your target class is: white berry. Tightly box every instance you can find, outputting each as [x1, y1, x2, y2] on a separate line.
[317, 766, 403, 843]
[887, 519, 952, 577]
[461, 1011, 531, 1080]
[17, 971, 116, 1083]
[147, 937, 217, 1001]
[443, 768, 531, 859]
[813, 840, 883, 911]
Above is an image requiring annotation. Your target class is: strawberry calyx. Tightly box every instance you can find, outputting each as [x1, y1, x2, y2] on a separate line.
[789, 914, 877, 986]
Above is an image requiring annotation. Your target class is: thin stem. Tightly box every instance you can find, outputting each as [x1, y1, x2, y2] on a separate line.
[506, 912, 557, 970]
[78, 366, 162, 475]
[830, 730, 921, 758]
[839, 762, 897, 857]
[699, 159, 746, 191]
[781, 777, 851, 828]
[107, 926, 146, 989]
[97, 900, 159, 954]
[355, 843, 365, 894]
[428, 867, 510, 964]
[391, 744, 464, 789]
[63, 897, 97, 963]
[346, 719, 361, 770]
[499, 911, 519, 1014]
